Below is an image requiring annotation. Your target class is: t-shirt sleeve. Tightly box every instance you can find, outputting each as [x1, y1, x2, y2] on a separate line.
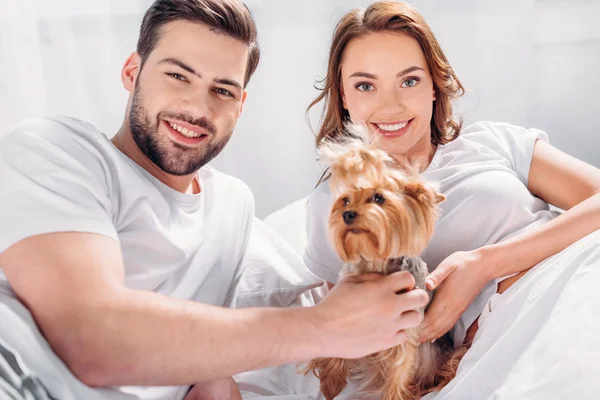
[0, 119, 118, 255]
[478, 121, 549, 186]
[302, 183, 344, 284]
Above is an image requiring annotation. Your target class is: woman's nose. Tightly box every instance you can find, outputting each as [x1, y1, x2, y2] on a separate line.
[378, 89, 406, 114]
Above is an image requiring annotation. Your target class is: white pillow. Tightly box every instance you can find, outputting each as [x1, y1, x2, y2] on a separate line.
[263, 196, 309, 256]
[235, 213, 325, 309]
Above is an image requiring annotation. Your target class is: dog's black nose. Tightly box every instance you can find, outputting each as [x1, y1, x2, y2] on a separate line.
[343, 210, 357, 225]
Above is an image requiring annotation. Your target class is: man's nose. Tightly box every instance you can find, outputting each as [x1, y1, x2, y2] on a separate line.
[181, 89, 215, 120]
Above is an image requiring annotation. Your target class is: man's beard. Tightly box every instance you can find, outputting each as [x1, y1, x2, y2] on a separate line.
[129, 87, 231, 176]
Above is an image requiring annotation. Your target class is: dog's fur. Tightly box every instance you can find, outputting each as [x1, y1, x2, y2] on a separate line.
[302, 124, 469, 400]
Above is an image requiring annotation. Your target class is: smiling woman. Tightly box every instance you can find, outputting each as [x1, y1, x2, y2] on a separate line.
[309, 1, 464, 169]
[303, 0, 600, 368]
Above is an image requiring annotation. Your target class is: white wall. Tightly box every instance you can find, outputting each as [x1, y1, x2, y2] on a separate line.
[1, 0, 599, 218]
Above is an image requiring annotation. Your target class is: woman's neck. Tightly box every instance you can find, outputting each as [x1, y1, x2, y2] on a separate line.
[390, 136, 437, 173]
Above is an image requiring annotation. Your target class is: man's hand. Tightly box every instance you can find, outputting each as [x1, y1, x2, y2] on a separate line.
[0, 232, 428, 388]
[313, 271, 429, 359]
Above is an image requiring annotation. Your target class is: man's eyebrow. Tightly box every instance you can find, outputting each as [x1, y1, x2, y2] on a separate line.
[158, 58, 200, 78]
[214, 78, 243, 91]
[158, 58, 243, 90]
[348, 66, 425, 79]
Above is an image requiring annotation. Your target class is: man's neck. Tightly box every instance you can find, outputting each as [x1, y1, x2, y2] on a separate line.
[111, 125, 199, 194]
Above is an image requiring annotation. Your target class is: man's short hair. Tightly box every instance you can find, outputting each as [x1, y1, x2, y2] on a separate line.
[137, 0, 260, 87]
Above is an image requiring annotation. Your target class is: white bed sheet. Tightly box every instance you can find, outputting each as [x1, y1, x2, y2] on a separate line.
[235, 200, 600, 400]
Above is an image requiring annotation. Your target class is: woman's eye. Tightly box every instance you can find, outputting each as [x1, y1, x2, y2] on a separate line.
[355, 82, 374, 92]
[402, 77, 420, 88]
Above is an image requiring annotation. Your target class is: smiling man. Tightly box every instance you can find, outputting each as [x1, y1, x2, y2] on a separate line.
[0, 1, 429, 399]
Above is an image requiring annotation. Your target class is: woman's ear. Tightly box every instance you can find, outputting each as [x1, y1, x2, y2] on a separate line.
[340, 81, 348, 110]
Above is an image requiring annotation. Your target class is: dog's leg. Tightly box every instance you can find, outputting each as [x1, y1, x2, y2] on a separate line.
[380, 328, 420, 400]
[429, 343, 469, 392]
[300, 357, 350, 400]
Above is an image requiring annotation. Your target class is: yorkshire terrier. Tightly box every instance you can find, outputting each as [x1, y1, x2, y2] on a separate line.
[302, 125, 469, 400]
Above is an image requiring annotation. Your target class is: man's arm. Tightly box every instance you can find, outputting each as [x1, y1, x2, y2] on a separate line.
[0, 232, 427, 388]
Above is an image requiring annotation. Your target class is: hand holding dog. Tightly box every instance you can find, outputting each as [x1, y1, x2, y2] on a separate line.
[315, 271, 430, 359]
[420, 250, 493, 344]
[184, 377, 242, 400]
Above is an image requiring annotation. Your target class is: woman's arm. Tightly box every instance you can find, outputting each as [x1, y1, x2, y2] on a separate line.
[479, 139, 600, 279]
[420, 140, 600, 343]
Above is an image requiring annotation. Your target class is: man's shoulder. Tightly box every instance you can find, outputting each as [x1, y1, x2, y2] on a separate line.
[0, 116, 120, 194]
[1, 115, 111, 155]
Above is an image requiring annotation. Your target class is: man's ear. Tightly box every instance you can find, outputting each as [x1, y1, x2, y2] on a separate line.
[122, 52, 142, 93]
[239, 90, 248, 115]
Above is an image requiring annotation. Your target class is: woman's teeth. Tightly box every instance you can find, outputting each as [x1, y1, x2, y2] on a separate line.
[168, 122, 204, 138]
[376, 121, 408, 131]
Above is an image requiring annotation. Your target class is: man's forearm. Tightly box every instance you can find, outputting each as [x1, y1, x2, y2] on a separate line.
[3, 233, 428, 390]
[56, 288, 321, 387]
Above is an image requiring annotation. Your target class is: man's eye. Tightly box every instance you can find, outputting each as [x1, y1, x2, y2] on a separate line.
[215, 88, 234, 97]
[167, 73, 187, 82]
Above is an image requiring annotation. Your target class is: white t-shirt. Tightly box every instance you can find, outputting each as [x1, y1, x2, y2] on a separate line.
[303, 121, 560, 347]
[0, 116, 254, 399]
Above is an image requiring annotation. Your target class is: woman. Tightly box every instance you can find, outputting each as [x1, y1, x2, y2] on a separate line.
[302, 1, 600, 349]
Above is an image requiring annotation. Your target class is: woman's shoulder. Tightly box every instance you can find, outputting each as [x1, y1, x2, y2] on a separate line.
[458, 120, 548, 143]
[449, 120, 549, 154]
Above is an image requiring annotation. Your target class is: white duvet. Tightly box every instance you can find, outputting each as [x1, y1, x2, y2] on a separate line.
[0, 201, 598, 400]
[235, 201, 600, 400]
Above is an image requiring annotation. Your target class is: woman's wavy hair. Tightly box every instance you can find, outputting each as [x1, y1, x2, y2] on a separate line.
[309, 1, 465, 148]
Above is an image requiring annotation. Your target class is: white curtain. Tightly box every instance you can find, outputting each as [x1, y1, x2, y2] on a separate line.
[1, 0, 599, 218]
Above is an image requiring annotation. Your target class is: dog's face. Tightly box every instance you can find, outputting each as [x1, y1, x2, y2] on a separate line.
[329, 173, 445, 263]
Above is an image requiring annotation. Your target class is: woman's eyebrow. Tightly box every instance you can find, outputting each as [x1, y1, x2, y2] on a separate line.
[348, 66, 425, 79]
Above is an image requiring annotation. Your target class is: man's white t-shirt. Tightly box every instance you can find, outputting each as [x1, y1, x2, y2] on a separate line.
[0, 116, 255, 399]
[304, 121, 560, 348]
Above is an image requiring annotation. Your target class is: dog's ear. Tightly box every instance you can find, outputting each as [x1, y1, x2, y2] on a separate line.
[403, 178, 445, 205]
[434, 192, 446, 204]
[318, 123, 394, 195]
[316, 123, 371, 166]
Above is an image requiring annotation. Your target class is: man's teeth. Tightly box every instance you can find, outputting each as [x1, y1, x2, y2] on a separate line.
[376, 121, 408, 131]
[168, 122, 204, 138]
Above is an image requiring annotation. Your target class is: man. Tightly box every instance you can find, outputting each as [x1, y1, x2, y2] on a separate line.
[0, 1, 428, 399]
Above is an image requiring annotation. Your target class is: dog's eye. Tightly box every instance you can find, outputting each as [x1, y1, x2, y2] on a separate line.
[373, 193, 385, 204]
[342, 197, 350, 206]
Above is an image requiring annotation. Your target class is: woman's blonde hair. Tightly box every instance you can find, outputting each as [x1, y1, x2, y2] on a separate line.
[309, 1, 464, 146]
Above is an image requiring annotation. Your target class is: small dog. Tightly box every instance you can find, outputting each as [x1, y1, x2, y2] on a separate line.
[302, 125, 468, 400]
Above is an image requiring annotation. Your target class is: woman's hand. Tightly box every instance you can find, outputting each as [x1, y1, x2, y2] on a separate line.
[419, 249, 494, 343]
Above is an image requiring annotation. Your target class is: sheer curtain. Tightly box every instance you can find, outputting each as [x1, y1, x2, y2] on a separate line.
[1, 0, 599, 217]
